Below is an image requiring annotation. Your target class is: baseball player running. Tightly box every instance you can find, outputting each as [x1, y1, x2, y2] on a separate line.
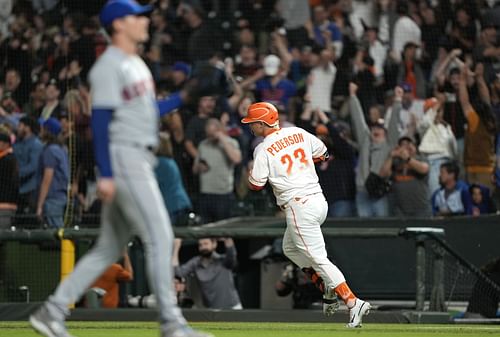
[242, 102, 370, 328]
[29, 1, 211, 337]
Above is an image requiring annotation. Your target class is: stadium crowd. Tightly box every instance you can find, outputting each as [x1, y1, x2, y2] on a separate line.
[1, 0, 500, 229]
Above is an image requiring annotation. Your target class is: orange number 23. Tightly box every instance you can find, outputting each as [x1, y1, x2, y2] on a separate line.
[280, 148, 308, 175]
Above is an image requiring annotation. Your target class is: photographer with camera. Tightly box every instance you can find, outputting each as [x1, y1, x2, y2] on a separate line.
[173, 237, 242, 310]
[379, 135, 432, 217]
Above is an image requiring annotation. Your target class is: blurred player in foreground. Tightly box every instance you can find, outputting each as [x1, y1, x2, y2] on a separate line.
[29, 1, 211, 337]
[242, 102, 371, 328]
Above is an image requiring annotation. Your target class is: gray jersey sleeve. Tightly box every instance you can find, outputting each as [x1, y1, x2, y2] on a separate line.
[89, 63, 123, 109]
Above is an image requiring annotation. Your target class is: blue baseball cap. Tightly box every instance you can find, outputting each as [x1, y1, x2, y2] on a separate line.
[172, 62, 191, 77]
[100, 0, 153, 28]
[39, 117, 62, 136]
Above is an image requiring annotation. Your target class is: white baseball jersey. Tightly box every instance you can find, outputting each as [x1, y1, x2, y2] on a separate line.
[249, 126, 327, 206]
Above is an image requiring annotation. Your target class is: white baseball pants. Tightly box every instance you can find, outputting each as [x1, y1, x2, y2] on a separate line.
[282, 193, 346, 289]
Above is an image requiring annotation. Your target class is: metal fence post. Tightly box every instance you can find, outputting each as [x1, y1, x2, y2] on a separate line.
[415, 235, 426, 311]
[430, 244, 446, 311]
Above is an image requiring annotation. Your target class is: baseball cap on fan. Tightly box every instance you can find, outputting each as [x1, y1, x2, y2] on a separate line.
[100, 0, 153, 27]
[263, 55, 281, 76]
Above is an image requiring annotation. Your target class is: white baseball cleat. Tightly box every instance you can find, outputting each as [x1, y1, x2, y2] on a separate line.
[322, 291, 340, 317]
[29, 305, 75, 337]
[346, 299, 371, 328]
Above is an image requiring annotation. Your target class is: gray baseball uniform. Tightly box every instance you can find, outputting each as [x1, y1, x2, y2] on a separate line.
[45, 46, 187, 330]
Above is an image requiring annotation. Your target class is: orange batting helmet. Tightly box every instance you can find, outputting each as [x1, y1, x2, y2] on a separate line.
[241, 102, 279, 127]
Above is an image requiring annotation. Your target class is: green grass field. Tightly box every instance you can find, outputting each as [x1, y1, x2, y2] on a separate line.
[1, 321, 500, 337]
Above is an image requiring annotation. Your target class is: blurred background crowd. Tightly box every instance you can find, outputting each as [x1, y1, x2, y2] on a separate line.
[1, 0, 500, 229]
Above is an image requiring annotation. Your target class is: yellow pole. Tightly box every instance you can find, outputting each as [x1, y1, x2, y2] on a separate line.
[59, 229, 75, 308]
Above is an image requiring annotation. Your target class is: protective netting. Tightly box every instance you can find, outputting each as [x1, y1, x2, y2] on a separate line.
[424, 239, 500, 316]
[0, 0, 499, 229]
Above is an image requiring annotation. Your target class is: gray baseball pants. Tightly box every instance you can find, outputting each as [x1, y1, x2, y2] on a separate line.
[46, 144, 187, 330]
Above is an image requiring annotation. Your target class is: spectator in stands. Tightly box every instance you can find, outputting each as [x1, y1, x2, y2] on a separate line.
[166, 62, 191, 92]
[234, 45, 260, 80]
[385, 82, 422, 141]
[458, 62, 496, 191]
[0, 130, 19, 229]
[353, 54, 377, 116]
[22, 82, 46, 118]
[193, 118, 241, 223]
[350, 83, 401, 217]
[417, 96, 458, 195]
[173, 237, 242, 310]
[155, 132, 192, 226]
[0, 91, 21, 127]
[36, 117, 69, 229]
[362, 24, 387, 85]
[432, 161, 473, 216]
[469, 184, 495, 216]
[179, 1, 223, 64]
[391, 0, 421, 63]
[89, 252, 133, 308]
[309, 4, 343, 56]
[184, 93, 217, 161]
[397, 42, 426, 99]
[13, 117, 43, 214]
[380, 135, 432, 217]
[419, 5, 441, 75]
[3, 68, 27, 107]
[449, 6, 476, 54]
[306, 47, 336, 116]
[473, 21, 500, 85]
[249, 55, 297, 110]
[314, 109, 357, 217]
[40, 79, 63, 120]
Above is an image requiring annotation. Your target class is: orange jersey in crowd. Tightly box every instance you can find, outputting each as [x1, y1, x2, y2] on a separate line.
[92, 264, 133, 308]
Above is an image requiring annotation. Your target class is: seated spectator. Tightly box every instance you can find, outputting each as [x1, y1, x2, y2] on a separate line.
[89, 252, 133, 308]
[155, 132, 192, 226]
[469, 184, 495, 216]
[0, 130, 19, 229]
[380, 136, 432, 217]
[173, 238, 242, 310]
[193, 119, 242, 223]
[13, 117, 43, 214]
[432, 161, 473, 216]
[36, 118, 69, 229]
